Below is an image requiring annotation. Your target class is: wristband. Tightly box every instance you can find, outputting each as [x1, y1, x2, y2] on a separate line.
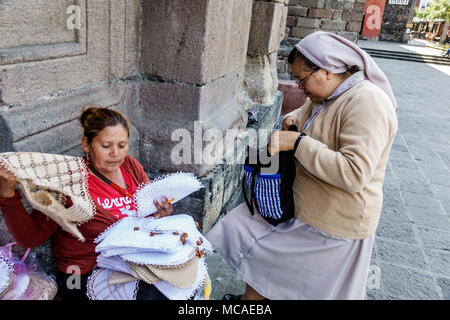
[293, 133, 306, 152]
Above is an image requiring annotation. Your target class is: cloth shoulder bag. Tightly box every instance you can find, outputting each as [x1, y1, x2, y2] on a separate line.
[242, 125, 298, 226]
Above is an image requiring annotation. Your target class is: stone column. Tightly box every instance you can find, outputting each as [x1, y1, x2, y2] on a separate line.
[135, 0, 254, 231]
[245, 0, 288, 107]
[379, 0, 418, 43]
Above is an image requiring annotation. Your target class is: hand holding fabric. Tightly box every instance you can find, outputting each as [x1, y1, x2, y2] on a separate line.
[268, 131, 301, 156]
[151, 196, 174, 219]
[281, 116, 297, 131]
[0, 165, 16, 198]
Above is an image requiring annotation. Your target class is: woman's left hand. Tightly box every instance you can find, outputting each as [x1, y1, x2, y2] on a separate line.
[268, 131, 301, 156]
[152, 196, 174, 219]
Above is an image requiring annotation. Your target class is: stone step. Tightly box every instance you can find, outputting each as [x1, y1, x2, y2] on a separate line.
[362, 48, 450, 66]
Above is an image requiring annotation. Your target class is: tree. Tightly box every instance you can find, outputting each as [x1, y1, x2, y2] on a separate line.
[415, 0, 450, 21]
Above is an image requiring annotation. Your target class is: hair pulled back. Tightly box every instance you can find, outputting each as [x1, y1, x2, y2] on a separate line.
[80, 106, 130, 143]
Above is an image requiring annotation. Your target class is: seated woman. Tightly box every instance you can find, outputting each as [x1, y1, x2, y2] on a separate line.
[0, 106, 174, 300]
[207, 31, 398, 300]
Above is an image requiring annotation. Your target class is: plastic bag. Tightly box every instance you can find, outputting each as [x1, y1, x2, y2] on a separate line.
[0, 242, 58, 300]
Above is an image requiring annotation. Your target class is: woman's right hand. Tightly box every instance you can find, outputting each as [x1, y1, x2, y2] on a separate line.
[281, 116, 297, 131]
[0, 165, 17, 198]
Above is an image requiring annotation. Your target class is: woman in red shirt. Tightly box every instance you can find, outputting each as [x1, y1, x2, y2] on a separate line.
[0, 107, 174, 300]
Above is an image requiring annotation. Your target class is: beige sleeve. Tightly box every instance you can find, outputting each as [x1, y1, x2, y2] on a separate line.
[294, 93, 397, 193]
[284, 107, 302, 120]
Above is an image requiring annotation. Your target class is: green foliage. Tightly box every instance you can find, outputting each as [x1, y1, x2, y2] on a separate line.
[415, 0, 450, 21]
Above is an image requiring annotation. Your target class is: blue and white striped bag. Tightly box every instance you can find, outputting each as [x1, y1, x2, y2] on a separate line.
[244, 166, 283, 220]
[242, 145, 296, 226]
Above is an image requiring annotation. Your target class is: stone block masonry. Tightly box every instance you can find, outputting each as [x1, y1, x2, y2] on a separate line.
[308, 8, 333, 19]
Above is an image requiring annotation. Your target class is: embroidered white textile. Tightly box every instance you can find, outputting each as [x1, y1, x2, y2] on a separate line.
[133, 172, 204, 217]
[95, 214, 212, 266]
[96, 254, 134, 274]
[86, 268, 138, 300]
[91, 214, 212, 299]
[89, 172, 212, 300]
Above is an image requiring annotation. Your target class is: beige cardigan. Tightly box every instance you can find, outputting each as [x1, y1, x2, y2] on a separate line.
[285, 80, 398, 239]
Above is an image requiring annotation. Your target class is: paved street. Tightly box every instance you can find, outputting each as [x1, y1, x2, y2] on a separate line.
[206, 40, 450, 300]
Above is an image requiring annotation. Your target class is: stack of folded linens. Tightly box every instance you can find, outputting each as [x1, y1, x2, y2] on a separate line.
[86, 173, 212, 300]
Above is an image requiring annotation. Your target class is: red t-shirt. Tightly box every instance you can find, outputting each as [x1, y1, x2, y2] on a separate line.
[89, 166, 138, 220]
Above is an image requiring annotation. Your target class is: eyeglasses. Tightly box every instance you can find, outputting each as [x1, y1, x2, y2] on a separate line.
[294, 68, 319, 87]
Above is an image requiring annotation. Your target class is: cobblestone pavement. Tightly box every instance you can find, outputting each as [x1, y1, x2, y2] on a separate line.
[206, 40, 450, 300]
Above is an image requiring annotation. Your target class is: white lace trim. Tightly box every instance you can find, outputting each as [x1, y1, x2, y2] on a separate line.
[0, 258, 14, 297]
[153, 257, 208, 300]
[86, 268, 138, 300]
[134, 172, 204, 218]
[94, 215, 213, 265]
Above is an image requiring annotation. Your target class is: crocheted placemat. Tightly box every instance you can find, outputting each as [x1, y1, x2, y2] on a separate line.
[147, 255, 198, 289]
[108, 271, 139, 285]
[86, 268, 138, 300]
[126, 262, 160, 285]
[0, 152, 96, 242]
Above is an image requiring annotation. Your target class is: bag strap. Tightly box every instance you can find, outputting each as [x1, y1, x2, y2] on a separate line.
[243, 170, 256, 216]
[242, 161, 260, 216]
[242, 176, 253, 215]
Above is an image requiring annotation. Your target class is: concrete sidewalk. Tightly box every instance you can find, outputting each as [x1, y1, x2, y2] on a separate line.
[205, 42, 450, 300]
[357, 39, 446, 56]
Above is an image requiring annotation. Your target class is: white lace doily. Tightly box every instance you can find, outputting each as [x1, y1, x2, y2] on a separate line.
[0, 257, 14, 298]
[95, 215, 213, 267]
[1, 266, 30, 300]
[133, 172, 204, 217]
[95, 217, 186, 256]
[86, 268, 138, 300]
[96, 254, 133, 275]
[119, 245, 196, 267]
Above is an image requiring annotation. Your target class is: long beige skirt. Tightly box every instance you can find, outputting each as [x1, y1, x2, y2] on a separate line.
[206, 202, 374, 300]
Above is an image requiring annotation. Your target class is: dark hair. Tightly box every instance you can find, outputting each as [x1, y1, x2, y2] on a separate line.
[288, 47, 317, 69]
[288, 47, 360, 75]
[80, 106, 130, 143]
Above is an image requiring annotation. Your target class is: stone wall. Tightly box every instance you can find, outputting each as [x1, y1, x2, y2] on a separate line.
[379, 0, 418, 43]
[0, 0, 142, 158]
[278, 0, 367, 79]
[0, 0, 287, 274]
[0, 0, 142, 274]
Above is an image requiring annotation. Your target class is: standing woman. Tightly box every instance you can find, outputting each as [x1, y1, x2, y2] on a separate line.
[207, 31, 398, 300]
[0, 107, 174, 300]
